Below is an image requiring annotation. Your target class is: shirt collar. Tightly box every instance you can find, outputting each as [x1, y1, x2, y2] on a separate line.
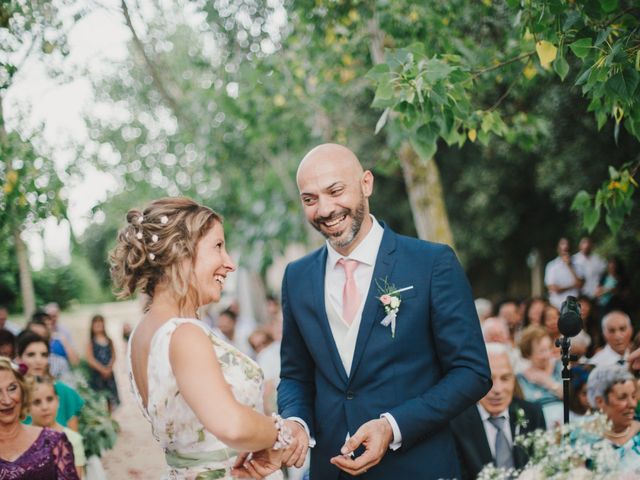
[477, 403, 510, 422]
[326, 215, 384, 268]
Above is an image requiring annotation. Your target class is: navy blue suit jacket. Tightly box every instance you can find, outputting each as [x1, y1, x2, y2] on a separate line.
[277, 223, 492, 479]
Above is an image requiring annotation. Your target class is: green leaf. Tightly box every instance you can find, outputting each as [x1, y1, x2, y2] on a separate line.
[606, 70, 640, 99]
[571, 190, 592, 210]
[554, 57, 570, 81]
[598, 0, 618, 13]
[410, 123, 439, 159]
[366, 63, 390, 82]
[424, 58, 453, 83]
[569, 38, 592, 60]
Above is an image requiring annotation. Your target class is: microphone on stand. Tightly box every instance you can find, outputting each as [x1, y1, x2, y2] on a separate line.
[558, 296, 583, 337]
[556, 295, 582, 425]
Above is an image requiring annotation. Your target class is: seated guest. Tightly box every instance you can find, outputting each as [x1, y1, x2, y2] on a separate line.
[497, 299, 523, 346]
[475, 298, 493, 324]
[451, 343, 546, 480]
[482, 317, 527, 374]
[589, 310, 632, 368]
[578, 295, 604, 357]
[522, 297, 547, 328]
[569, 365, 592, 421]
[517, 326, 563, 428]
[0, 329, 16, 358]
[0, 356, 79, 479]
[586, 364, 640, 469]
[29, 375, 86, 478]
[542, 305, 561, 356]
[16, 332, 84, 431]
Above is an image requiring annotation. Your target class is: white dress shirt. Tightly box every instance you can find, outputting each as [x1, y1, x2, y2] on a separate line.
[544, 257, 585, 309]
[572, 251, 607, 298]
[589, 344, 629, 368]
[477, 404, 512, 459]
[289, 217, 402, 450]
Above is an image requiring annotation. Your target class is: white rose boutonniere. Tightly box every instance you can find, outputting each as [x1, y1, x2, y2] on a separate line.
[376, 277, 413, 338]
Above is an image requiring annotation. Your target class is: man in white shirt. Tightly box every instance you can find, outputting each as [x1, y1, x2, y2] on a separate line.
[589, 311, 632, 368]
[572, 237, 607, 299]
[544, 238, 585, 309]
[450, 343, 546, 480]
[0, 306, 21, 335]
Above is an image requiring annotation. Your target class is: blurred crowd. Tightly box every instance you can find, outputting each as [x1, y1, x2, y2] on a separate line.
[0, 235, 635, 479]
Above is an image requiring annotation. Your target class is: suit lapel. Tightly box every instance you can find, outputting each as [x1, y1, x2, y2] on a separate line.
[347, 227, 397, 384]
[311, 247, 349, 385]
[471, 407, 494, 467]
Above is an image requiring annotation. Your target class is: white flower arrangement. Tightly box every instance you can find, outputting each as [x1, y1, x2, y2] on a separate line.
[477, 413, 636, 480]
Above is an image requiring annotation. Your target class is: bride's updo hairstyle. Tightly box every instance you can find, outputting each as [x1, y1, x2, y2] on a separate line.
[110, 197, 222, 313]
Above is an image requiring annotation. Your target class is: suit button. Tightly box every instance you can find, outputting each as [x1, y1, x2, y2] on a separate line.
[346, 391, 354, 400]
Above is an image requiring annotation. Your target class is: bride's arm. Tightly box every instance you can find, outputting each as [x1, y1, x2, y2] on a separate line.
[170, 323, 278, 452]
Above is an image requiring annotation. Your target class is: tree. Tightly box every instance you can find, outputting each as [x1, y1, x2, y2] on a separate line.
[365, 0, 639, 234]
[0, 0, 79, 317]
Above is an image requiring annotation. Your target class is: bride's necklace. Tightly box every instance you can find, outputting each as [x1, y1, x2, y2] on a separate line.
[606, 425, 631, 438]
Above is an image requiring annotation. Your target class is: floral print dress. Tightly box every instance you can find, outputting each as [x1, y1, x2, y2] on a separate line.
[127, 318, 283, 480]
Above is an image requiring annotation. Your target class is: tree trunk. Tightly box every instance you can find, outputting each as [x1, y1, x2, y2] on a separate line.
[398, 143, 454, 245]
[14, 228, 36, 320]
[367, 18, 455, 245]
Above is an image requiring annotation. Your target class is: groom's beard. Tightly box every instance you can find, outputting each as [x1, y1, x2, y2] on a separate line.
[311, 195, 366, 250]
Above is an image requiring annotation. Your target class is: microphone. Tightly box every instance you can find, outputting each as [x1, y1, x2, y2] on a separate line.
[558, 296, 582, 337]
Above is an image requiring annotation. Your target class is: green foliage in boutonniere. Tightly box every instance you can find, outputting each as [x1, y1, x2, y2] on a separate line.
[376, 277, 413, 338]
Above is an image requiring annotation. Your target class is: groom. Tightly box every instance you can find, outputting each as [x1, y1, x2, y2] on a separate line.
[277, 144, 491, 479]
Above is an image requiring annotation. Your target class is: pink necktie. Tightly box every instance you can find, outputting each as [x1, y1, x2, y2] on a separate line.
[338, 258, 361, 325]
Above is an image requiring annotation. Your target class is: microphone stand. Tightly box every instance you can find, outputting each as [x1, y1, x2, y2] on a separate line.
[555, 336, 572, 425]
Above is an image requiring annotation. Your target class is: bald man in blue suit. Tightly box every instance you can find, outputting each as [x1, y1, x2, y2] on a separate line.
[277, 144, 491, 479]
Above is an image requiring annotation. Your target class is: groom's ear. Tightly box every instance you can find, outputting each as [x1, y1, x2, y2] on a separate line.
[361, 170, 374, 197]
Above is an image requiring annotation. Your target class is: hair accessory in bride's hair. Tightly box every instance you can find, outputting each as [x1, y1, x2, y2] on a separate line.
[148, 253, 156, 261]
[137, 215, 144, 224]
[160, 215, 169, 225]
[151, 234, 158, 243]
[271, 413, 293, 450]
[136, 231, 143, 240]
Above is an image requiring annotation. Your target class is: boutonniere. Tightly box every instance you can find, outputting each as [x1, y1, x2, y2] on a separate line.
[376, 277, 413, 338]
[515, 407, 528, 436]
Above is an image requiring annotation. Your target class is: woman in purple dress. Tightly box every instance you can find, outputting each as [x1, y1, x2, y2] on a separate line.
[0, 356, 78, 479]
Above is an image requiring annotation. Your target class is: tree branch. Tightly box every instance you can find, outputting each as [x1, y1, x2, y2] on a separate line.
[472, 51, 535, 78]
[120, 0, 184, 122]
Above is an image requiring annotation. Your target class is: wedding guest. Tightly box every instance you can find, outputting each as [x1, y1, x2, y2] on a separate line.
[16, 332, 84, 431]
[0, 356, 79, 479]
[451, 343, 546, 480]
[27, 313, 73, 382]
[578, 295, 604, 358]
[248, 328, 273, 356]
[0, 306, 21, 335]
[85, 315, 120, 410]
[0, 329, 16, 358]
[517, 326, 563, 428]
[475, 298, 493, 324]
[542, 304, 561, 352]
[586, 364, 640, 468]
[596, 256, 630, 314]
[482, 317, 527, 374]
[569, 365, 592, 420]
[589, 311, 632, 368]
[37, 309, 80, 367]
[29, 375, 86, 478]
[545, 238, 584, 309]
[497, 299, 523, 346]
[522, 297, 547, 328]
[572, 237, 607, 299]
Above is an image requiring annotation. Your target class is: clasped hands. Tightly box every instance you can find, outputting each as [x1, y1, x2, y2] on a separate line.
[232, 418, 393, 478]
[231, 419, 309, 479]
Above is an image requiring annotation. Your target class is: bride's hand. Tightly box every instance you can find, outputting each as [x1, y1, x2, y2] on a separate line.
[231, 449, 282, 479]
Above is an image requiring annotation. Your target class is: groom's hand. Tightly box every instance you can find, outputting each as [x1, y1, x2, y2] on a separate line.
[330, 418, 393, 476]
[281, 419, 310, 468]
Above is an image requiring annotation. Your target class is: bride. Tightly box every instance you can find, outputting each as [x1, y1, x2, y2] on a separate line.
[111, 197, 286, 479]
